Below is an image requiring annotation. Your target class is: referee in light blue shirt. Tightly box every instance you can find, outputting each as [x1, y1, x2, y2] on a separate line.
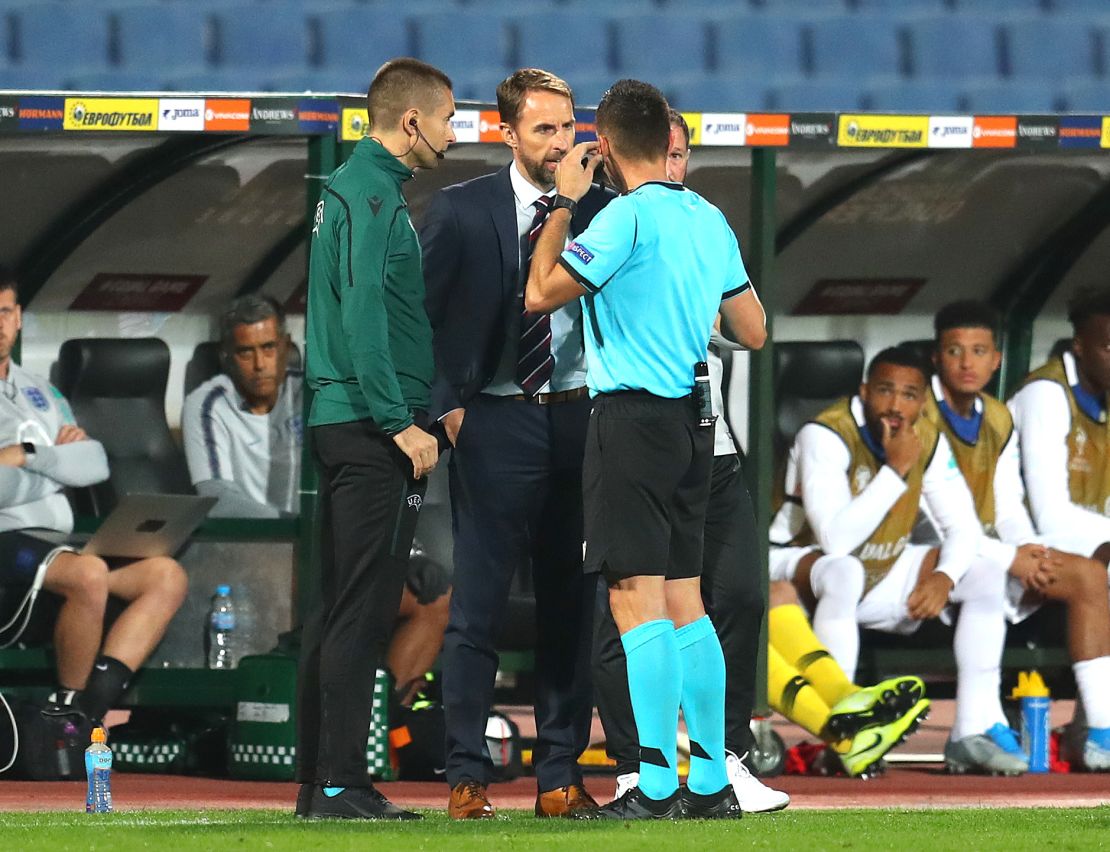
[526, 79, 767, 821]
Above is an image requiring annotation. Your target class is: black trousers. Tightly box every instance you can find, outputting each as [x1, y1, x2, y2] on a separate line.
[295, 419, 426, 787]
[593, 453, 765, 774]
[442, 393, 596, 791]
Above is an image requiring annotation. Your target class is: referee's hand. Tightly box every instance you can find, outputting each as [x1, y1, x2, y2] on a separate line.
[393, 424, 439, 479]
[555, 141, 602, 202]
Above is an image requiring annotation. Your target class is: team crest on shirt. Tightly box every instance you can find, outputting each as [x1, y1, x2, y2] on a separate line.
[22, 386, 49, 412]
[407, 494, 423, 511]
[852, 465, 872, 494]
[1070, 428, 1092, 473]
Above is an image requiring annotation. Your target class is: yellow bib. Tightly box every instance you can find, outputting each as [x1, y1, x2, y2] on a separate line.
[1018, 356, 1110, 516]
[923, 390, 1012, 535]
[785, 398, 939, 594]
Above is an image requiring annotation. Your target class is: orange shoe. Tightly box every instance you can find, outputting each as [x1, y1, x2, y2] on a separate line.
[448, 780, 496, 820]
[535, 783, 600, 818]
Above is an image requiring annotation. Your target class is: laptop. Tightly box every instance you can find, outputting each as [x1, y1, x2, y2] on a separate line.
[81, 493, 217, 559]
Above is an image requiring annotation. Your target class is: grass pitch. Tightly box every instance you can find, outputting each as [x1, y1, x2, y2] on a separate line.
[1, 807, 1108, 851]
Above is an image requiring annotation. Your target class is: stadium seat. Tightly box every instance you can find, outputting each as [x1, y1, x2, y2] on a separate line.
[0, 65, 72, 90]
[953, 0, 1046, 10]
[11, 3, 110, 71]
[414, 13, 512, 83]
[665, 73, 773, 112]
[809, 14, 907, 78]
[1061, 79, 1110, 113]
[69, 71, 166, 93]
[964, 80, 1061, 113]
[165, 71, 268, 93]
[770, 78, 869, 111]
[562, 72, 617, 107]
[1052, 0, 1110, 13]
[716, 13, 807, 79]
[56, 338, 193, 516]
[267, 68, 367, 95]
[866, 79, 965, 112]
[612, 13, 711, 76]
[773, 340, 865, 457]
[212, 3, 311, 71]
[1004, 18, 1097, 80]
[115, 6, 212, 75]
[850, 0, 948, 14]
[314, 7, 411, 74]
[907, 16, 1003, 80]
[514, 12, 611, 78]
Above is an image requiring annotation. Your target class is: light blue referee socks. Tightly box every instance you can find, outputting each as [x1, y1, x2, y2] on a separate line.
[676, 615, 729, 795]
[621, 618, 683, 800]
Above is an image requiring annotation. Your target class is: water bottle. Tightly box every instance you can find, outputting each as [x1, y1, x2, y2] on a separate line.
[85, 727, 112, 813]
[206, 584, 238, 669]
[1011, 670, 1051, 773]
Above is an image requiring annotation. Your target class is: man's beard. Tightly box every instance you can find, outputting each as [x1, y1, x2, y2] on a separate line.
[523, 155, 556, 191]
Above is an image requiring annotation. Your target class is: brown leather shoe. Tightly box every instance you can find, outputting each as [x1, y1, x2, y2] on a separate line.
[535, 783, 600, 818]
[448, 780, 495, 820]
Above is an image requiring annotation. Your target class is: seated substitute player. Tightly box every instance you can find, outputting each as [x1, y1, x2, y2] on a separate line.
[0, 267, 187, 726]
[766, 580, 928, 777]
[183, 294, 450, 706]
[1009, 285, 1110, 565]
[770, 346, 1027, 775]
[527, 80, 768, 819]
[932, 300, 1110, 771]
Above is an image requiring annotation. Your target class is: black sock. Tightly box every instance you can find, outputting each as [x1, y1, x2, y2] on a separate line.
[81, 656, 133, 723]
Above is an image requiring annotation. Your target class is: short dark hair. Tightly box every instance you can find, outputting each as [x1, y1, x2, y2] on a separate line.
[367, 57, 452, 129]
[0, 264, 16, 298]
[866, 345, 931, 383]
[496, 68, 574, 127]
[934, 300, 999, 344]
[668, 108, 690, 146]
[596, 79, 671, 162]
[219, 294, 286, 351]
[1067, 286, 1110, 334]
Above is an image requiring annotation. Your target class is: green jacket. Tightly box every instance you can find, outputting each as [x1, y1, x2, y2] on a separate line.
[305, 138, 433, 433]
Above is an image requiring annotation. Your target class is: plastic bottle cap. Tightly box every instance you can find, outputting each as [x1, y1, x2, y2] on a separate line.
[216, 584, 231, 596]
[91, 727, 107, 743]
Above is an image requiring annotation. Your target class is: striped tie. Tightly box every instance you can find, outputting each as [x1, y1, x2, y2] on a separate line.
[516, 195, 554, 397]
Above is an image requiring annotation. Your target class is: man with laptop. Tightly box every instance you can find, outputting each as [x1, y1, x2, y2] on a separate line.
[0, 266, 189, 727]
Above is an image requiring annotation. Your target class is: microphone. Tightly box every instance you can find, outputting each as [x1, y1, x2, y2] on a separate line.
[410, 117, 446, 160]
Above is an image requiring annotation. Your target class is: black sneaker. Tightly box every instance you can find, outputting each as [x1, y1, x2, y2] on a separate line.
[681, 784, 743, 819]
[294, 783, 314, 818]
[306, 786, 423, 820]
[595, 786, 685, 820]
[41, 689, 88, 722]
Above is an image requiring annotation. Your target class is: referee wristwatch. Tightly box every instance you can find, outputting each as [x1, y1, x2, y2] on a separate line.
[551, 194, 577, 215]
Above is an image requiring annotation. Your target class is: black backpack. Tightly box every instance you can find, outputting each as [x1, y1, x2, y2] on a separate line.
[0, 693, 89, 781]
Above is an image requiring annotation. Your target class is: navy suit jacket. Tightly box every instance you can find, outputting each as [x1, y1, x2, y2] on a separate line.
[420, 164, 616, 420]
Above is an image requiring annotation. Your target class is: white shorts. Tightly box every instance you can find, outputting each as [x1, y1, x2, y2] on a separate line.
[855, 544, 934, 635]
[977, 535, 1043, 624]
[768, 545, 818, 583]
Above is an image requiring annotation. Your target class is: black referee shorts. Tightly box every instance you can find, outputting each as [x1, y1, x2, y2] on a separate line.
[583, 391, 714, 584]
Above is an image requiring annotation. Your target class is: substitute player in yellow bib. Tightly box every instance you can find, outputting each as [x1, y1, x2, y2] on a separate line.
[770, 346, 1026, 775]
[933, 300, 1110, 772]
[1009, 286, 1110, 563]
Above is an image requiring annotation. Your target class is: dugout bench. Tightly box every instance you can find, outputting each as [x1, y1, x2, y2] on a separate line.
[0, 93, 1100, 724]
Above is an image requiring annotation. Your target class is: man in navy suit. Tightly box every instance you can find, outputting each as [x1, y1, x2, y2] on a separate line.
[421, 68, 614, 820]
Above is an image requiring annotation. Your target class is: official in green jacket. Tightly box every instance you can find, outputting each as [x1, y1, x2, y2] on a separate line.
[296, 57, 456, 821]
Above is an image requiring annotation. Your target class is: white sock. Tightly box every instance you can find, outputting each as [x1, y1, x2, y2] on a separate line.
[949, 557, 1009, 741]
[1074, 657, 1110, 729]
[810, 555, 865, 682]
